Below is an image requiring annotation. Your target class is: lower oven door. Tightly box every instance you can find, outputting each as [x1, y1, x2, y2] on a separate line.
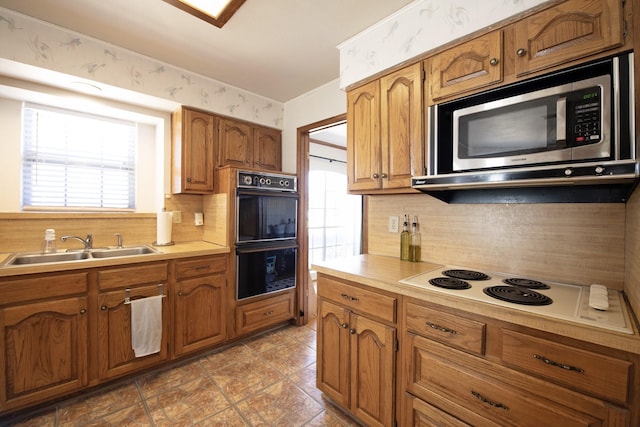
[236, 241, 297, 300]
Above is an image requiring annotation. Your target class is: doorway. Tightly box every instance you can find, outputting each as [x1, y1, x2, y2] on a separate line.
[296, 114, 363, 324]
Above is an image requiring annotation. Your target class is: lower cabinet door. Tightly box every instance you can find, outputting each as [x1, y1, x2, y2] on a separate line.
[317, 299, 350, 407]
[0, 297, 88, 410]
[350, 313, 396, 427]
[174, 274, 226, 356]
[97, 285, 169, 380]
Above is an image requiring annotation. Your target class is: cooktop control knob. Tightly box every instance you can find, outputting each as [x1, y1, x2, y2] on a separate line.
[564, 168, 573, 176]
[595, 166, 604, 174]
[242, 175, 252, 185]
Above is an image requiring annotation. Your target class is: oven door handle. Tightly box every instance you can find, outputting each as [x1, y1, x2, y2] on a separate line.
[235, 242, 298, 254]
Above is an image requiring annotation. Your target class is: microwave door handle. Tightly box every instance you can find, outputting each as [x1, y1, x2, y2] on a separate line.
[556, 97, 567, 143]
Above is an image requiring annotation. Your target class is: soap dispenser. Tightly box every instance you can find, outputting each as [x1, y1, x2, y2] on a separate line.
[42, 228, 57, 254]
[409, 216, 421, 262]
[400, 215, 410, 261]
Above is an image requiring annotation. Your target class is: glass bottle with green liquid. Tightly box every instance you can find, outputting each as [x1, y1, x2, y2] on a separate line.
[400, 215, 410, 261]
[410, 215, 421, 262]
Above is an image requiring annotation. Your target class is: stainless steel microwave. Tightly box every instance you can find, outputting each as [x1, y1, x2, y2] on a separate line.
[428, 52, 635, 177]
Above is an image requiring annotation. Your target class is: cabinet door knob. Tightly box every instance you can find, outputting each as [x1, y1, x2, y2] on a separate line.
[516, 48, 527, 57]
[489, 57, 498, 66]
[341, 322, 349, 329]
[381, 173, 388, 179]
[349, 328, 356, 335]
[372, 173, 380, 179]
[186, 177, 192, 182]
[80, 308, 87, 315]
[178, 291, 184, 296]
[100, 305, 107, 311]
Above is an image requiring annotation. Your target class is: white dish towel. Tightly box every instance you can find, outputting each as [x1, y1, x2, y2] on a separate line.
[130, 294, 163, 357]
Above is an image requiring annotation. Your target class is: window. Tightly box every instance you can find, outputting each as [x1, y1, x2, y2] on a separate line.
[22, 103, 137, 210]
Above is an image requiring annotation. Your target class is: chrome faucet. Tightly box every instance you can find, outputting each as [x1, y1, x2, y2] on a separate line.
[60, 234, 93, 250]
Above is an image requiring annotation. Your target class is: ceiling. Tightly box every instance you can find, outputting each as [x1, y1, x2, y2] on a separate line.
[0, 0, 414, 102]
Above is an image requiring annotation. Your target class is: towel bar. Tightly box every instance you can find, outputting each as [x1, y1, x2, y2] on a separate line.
[124, 284, 166, 305]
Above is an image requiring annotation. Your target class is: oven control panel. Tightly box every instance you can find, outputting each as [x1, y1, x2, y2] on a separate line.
[237, 170, 297, 192]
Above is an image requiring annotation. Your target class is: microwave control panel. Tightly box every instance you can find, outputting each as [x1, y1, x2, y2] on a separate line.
[237, 170, 297, 192]
[567, 86, 602, 146]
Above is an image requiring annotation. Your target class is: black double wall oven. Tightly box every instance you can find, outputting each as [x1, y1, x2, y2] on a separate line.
[235, 170, 298, 300]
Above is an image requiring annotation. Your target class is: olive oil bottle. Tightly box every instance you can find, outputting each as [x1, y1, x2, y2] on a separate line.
[400, 215, 410, 261]
[409, 215, 421, 262]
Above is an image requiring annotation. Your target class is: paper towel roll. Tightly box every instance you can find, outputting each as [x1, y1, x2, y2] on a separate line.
[156, 211, 173, 245]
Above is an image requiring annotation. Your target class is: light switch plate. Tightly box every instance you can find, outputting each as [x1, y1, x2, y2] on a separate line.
[194, 212, 204, 226]
[172, 210, 182, 223]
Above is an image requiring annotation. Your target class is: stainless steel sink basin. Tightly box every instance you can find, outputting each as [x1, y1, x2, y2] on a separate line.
[90, 246, 157, 258]
[1, 245, 157, 267]
[7, 251, 91, 265]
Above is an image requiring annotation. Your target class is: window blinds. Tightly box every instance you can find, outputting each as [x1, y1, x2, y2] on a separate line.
[22, 103, 137, 210]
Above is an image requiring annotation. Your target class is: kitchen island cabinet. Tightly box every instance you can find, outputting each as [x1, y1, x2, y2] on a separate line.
[316, 275, 397, 427]
[312, 254, 640, 427]
[173, 255, 227, 356]
[0, 272, 88, 413]
[96, 262, 170, 381]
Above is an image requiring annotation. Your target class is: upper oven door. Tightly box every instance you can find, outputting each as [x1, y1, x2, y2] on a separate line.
[236, 189, 298, 243]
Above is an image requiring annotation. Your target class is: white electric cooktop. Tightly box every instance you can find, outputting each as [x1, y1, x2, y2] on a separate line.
[399, 266, 634, 335]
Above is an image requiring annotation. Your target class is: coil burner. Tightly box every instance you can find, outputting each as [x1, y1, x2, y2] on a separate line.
[502, 278, 550, 289]
[483, 285, 552, 306]
[443, 269, 490, 281]
[428, 277, 471, 290]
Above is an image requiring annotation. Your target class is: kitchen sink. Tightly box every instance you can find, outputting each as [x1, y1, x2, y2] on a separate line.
[1, 245, 157, 266]
[6, 251, 91, 265]
[90, 246, 157, 258]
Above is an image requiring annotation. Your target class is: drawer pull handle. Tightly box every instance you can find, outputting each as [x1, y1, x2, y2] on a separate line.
[426, 322, 456, 335]
[340, 293, 359, 302]
[533, 354, 584, 373]
[471, 391, 508, 410]
[264, 311, 274, 316]
[195, 265, 209, 270]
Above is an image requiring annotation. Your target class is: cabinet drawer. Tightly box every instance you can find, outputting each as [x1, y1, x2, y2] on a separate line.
[406, 302, 485, 355]
[176, 255, 227, 280]
[0, 272, 88, 305]
[408, 336, 602, 427]
[236, 292, 294, 335]
[97, 263, 168, 290]
[405, 393, 473, 427]
[317, 277, 396, 323]
[501, 329, 632, 404]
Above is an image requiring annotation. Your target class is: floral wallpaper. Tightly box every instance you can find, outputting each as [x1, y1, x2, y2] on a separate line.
[0, 7, 284, 128]
[338, 0, 551, 89]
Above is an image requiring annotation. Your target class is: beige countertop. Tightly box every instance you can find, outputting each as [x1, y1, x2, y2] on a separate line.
[312, 254, 640, 355]
[0, 241, 229, 277]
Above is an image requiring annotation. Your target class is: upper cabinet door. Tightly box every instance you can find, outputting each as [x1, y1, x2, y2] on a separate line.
[217, 117, 253, 168]
[172, 107, 215, 194]
[514, 0, 624, 76]
[429, 31, 503, 102]
[347, 79, 381, 192]
[253, 126, 282, 171]
[380, 63, 424, 189]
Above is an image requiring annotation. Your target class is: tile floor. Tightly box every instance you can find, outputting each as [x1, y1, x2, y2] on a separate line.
[3, 317, 361, 427]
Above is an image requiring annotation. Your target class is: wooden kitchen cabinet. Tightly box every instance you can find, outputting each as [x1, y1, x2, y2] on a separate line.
[96, 262, 169, 381]
[428, 31, 503, 102]
[316, 275, 397, 427]
[401, 299, 636, 427]
[172, 106, 216, 194]
[174, 255, 227, 356]
[217, 117, 282, 171]
[513, 0, 624, 77]
[347, 62, 423, 192]
[0, 272, 88, 412]
[235, 291, 295, 336]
